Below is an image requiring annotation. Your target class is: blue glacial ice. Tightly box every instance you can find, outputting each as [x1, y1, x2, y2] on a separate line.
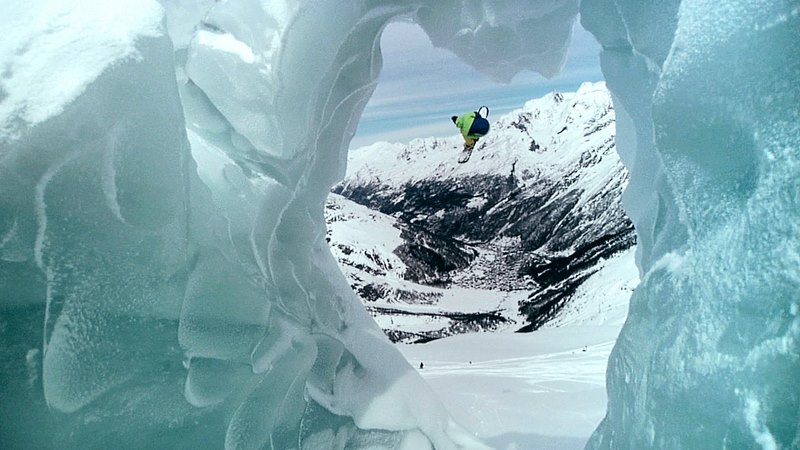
[0, 0, 797, 449]
[582, 0, 800, 448]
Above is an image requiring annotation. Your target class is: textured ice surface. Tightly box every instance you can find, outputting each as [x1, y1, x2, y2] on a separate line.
[582, 0, 800, 448]
[0, 0, 578, 448]
[2, 0, 796, 448]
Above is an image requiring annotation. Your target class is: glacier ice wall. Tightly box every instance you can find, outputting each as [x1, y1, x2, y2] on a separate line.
[2, 0, 796, 448]
[582, 0, 800, 448]
[0, 0, 579, 448]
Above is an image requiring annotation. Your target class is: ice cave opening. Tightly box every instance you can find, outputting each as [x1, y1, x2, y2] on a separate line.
[0, 1, 797, 449]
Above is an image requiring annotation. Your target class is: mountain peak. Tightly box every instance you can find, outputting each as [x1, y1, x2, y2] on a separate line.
[332, 83, 635, 341]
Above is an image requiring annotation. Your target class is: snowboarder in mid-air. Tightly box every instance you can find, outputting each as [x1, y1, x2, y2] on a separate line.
[452, 106, 490, 163]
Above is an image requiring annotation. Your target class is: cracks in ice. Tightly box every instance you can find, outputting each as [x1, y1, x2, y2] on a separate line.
[0, 216, 18, 250]
[34, 149, 78, 356]
[743, 394, 779, 450]
[102, 120, 131, 225]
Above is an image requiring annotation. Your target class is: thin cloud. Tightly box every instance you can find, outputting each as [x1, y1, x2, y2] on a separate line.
[350, 121, 458, 149]
[352, 18, 603, 148]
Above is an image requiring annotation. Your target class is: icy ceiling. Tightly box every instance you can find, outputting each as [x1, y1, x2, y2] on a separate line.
[0, 0, 797, 448]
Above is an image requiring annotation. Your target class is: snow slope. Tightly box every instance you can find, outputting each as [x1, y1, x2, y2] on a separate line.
[400, 247, 639, 450]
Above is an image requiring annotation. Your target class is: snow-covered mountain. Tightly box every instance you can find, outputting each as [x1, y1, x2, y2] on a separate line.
[327, 82, 636, 341]
[326, 193, 525, 343]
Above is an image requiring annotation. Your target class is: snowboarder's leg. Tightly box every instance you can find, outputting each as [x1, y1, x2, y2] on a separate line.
[458, 137, 476, 163]
[464, 137, 476, 151]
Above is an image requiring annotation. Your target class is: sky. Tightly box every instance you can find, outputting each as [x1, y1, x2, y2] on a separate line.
[350, 18, 604, 149]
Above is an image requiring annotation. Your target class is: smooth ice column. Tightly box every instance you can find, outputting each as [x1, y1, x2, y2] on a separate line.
[586, 0, 800, 448]
[581, 0, 687, 271]
[184, 0, 294, 162]
[416, 0, 580, 82]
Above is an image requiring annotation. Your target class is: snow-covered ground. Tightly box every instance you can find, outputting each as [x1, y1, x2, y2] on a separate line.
[399, 248, 639, 449]
[327, 82, 640, 446]
[327, 193, 528, 339]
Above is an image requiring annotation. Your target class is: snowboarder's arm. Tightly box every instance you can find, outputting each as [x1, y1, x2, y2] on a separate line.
[455, 112, 475, 137]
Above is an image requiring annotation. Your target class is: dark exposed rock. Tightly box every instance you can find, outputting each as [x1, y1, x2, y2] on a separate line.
[393, 224, 477, 286]
[331, 83, 636, 337]
[369, 306, 512, 344]
[336, 168, 635, 331]
[518, 226, 636, 331]
[355, 283, 443, 305]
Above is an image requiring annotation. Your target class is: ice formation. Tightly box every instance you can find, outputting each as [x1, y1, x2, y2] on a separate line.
[582, 1, 800, 448]
[0, 0, 576, 448]
[0, 0, 797, 449]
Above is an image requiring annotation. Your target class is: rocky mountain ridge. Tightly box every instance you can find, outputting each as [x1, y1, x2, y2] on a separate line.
[327, 82, 636, 341]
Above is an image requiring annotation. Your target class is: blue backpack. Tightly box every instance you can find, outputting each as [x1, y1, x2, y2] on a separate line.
[469, 106, 490, 136]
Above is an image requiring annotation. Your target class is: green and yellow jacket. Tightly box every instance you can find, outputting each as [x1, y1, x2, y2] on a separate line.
[454, 111, 490, 139]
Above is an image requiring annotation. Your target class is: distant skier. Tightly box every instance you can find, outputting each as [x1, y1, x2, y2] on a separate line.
[451, 106, 490, 163]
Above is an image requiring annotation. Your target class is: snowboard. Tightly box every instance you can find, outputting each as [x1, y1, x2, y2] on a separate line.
[457, 147, 473, 163]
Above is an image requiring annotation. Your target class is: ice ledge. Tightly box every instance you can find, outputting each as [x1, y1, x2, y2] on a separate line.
[0, 0, 165, 140]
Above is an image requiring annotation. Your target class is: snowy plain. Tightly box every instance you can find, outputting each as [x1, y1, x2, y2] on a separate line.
[398, 248, 638, 450]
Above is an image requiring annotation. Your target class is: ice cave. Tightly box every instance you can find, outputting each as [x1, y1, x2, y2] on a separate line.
[0, 0, 797, 449]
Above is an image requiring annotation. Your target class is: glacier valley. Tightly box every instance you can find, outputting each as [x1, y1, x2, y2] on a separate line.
[329, 82, 634, 343]
[0, 1, 798, 449]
